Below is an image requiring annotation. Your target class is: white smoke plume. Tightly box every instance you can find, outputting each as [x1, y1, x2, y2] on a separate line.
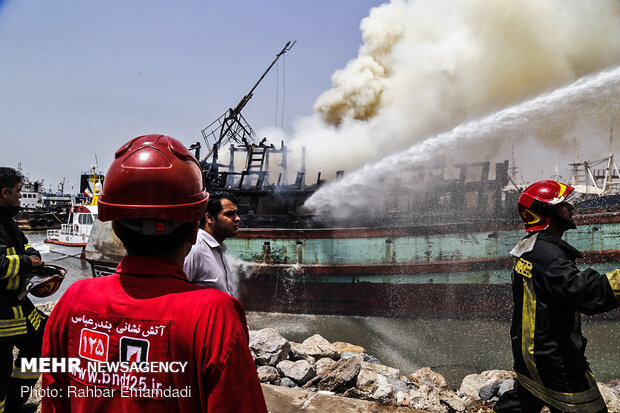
[304, 66, 620, 216]
[279, 0, 620, 190]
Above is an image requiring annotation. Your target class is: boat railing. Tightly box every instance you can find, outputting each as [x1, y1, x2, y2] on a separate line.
[46, 229, 60, 241]
[59, 223, 89, 236]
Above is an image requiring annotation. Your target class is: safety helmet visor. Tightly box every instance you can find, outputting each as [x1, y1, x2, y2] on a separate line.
[562, 189, 584, 207]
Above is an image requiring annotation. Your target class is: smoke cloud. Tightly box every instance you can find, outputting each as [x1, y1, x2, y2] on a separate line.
[278, 0, 620, 193]
[304, 66, 620, 216]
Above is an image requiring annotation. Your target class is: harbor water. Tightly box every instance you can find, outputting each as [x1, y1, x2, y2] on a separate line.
[26, 231, 620, 388]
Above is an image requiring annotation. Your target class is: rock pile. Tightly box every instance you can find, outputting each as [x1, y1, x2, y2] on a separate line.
[249, 328, 620, 413]
[26, 304, 620, 413]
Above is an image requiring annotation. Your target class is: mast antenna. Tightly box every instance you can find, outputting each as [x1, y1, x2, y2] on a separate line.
[200, 41, 296, 175]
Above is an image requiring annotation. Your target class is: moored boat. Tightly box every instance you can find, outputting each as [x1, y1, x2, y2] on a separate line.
[14, 172, 72, 231]
[45, 167, 102, 252]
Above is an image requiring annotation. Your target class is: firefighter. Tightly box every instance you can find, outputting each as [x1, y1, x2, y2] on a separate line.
[0, 167, 47, 413]
[495, 180, 619, 413]
[41, 135, 268, 412]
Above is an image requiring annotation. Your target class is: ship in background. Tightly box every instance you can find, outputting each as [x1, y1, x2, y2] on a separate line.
[15, 164, 73, 231]
[45, 166, 103, 254]
[83, 44, 620, 320]
[566, 127, 620, 210]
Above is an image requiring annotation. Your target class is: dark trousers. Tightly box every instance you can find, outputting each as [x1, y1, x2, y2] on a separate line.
[0, 319, 45, 412]
[494, 381, 608, 413]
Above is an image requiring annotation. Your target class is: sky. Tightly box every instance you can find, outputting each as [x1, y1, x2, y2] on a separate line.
[1, 0, 620, 200]
[0, 0, 385, 192]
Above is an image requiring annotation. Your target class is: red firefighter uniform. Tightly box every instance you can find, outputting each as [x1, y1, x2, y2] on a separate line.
[501, 231, 620, 413]
[42, 255, 268, 412]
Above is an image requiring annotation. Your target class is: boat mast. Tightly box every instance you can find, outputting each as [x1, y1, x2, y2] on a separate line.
[604, 122, 620, 195]
[200, 41, 296, 181]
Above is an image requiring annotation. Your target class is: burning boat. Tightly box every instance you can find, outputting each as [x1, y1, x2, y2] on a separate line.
[83, 44, 620, 320]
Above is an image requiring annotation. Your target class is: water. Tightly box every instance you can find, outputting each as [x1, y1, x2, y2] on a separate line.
[247, 312, 619, 388]
[23, 231, 619, 388]
[25, 231, 91, 304]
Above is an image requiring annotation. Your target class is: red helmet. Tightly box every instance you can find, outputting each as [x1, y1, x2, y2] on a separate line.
[17, 264, 67, 299]
[98, 134, 208, 223]
[518, 180, 575, 231]
[30, 265, 67, 297]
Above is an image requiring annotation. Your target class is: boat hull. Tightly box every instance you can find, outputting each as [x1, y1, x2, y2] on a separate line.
[232, 256, 620, 321]
[44, 241, 86, 258]
[84, 218, 620, 320]
[44, 239, 87, 247]
[238, 264, 513, 319]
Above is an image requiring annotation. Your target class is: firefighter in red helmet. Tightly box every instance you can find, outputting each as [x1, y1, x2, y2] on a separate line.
[495, 180, 619, 413]
[41, 135, 267, 412]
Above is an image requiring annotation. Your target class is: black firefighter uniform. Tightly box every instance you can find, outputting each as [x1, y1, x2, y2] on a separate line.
[0, 205, 47, 412]
[505, 231, 620, 413]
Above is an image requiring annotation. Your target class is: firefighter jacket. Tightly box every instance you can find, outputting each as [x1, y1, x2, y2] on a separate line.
[509, 231, 620, 413]
[0, 204, 45, 342]
[42, 255, 268, 413]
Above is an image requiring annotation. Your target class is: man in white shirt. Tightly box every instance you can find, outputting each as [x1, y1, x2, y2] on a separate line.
[183, 192, 240, 296]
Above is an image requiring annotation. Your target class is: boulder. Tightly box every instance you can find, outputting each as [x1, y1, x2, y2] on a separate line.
[289, 342, 316, 363]
[478, 380, 500, 401]
[407, 384, 445, 413]
[409, 367, 447, 389]
[384, 375, 410, 394]
[298, 334, 339, 359]
[459, 370, 516, 400]
[599, 382, 620, 413]
[607, 379, 620, 394]
[373, 384, 395, 403]
[257, 365, 281, 385]
[332, 341, 366, 354]
[276, 359, 316, 385]
[396, 390, 410, 406]
[497, 378, 515, 397]
[262, 383, 420, 412]
[341, 351, 381, 364]
[360, 361, 400, 379]
[356, 368, 389, 393]
[407, 384, 474, 413]
[440, 389, 475, 412]
[249, 328, 291, 366]
[317, 356, 362, 392]
[280, 377, 298, 388]
[342, 387, 373, 401]
[315, 357, 336, 377]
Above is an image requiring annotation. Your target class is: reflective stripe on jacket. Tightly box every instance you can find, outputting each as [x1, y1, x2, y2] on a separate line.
[510, 231, 619, 412]
[0, 205, 43, 341]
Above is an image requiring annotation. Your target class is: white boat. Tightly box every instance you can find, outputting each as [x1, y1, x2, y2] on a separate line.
[20, 177, 45, 210]
[45, 167, 102, 250]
